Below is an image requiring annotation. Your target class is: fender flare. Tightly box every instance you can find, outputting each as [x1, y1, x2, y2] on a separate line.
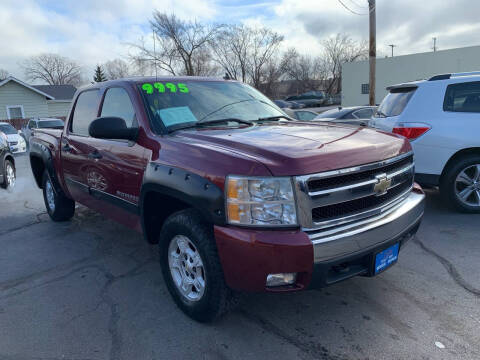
[140, 162, 226, 238]
[29, 141, 66, 197]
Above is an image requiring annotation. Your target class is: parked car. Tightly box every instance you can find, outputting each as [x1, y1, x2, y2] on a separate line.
[314, 106, 377, 126]
[0, 131, 15, 189]
[273, 99, 305, 109]
[0, 122, 27, 154]
[324, 94, 342, 106]
[285, 90, 325, 107]
[22, 118, 65, 142]
[30, 76, 424, 322]
[370, 71, 480, 212]
[283, 108, 318, 121]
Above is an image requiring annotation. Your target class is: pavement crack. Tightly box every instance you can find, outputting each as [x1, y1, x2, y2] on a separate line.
[238, 309, 348, 360]
[413, 237, 480, 297]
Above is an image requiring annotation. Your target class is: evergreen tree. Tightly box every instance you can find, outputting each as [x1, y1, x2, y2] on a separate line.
[93, 65, 107, 82]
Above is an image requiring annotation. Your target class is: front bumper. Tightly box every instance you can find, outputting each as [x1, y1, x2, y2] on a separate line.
[214, 189, 425, 292]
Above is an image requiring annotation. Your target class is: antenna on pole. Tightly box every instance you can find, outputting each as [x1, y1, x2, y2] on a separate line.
[432, 37, 437, 52]
[153, 29, 158, 80]
[388, 44, 396, 57]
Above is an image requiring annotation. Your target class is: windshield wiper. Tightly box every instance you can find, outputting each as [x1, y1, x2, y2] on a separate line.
[256, 115, 293, 122]
[167, 118, 253, 133]
[199, 118, 253, 126]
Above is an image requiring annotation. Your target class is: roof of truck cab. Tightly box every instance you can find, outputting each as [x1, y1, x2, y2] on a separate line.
[77, 76, 237, 92]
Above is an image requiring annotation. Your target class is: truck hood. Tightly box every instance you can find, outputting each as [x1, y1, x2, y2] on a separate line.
[175, 122, 411, 176]
[5, 133, 23, 143]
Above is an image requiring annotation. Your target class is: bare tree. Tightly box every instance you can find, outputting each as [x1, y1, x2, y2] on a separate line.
[103, 59, 131, 79]
[129, 12, 221, 76]
[258, 56, 285, 98]
[247, 27, 284, 88]
[323, 34, 367, 94]
[211, 25, 251, 82]
[21, 53, 83, 86]
[0, 69, 8, 80]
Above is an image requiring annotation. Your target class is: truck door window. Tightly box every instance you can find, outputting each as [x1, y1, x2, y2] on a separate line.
[101, 88, 137, 128]
[71, 90, 100, 136]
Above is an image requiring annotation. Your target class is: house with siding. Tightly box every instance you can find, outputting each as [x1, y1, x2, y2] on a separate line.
[0, 76, 76, 120]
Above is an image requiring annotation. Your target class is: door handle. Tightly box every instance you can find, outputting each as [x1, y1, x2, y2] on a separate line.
[62, 143, 71, 152]
[88, 151, 103, 160]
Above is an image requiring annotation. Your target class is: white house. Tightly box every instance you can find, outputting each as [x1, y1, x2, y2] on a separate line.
[342, 45, 480, 106]
[0, 76, 76, 120]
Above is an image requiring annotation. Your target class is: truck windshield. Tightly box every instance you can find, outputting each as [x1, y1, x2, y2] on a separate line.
[138, 80, 285, 131]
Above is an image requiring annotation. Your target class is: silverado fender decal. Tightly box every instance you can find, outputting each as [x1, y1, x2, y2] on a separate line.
[140, 161, 226, 227]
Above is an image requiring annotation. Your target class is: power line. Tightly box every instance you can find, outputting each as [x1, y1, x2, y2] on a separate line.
[347, 0, 368, 9]
[337, 0, 375, 15]
[337, 0, 368, 15]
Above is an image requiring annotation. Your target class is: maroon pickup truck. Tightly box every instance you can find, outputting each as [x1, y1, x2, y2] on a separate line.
[29, 77, 425, 322]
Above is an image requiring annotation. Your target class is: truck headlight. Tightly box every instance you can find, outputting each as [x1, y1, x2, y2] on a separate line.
[226, 176, 297, 226]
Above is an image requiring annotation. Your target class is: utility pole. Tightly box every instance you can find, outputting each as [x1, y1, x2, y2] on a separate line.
[369, 0, 376, 106]
[388, 44, 396, 57]
[432, 37, 437, 52]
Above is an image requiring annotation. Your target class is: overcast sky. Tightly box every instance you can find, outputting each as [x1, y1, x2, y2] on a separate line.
[1, 0, 479, 83]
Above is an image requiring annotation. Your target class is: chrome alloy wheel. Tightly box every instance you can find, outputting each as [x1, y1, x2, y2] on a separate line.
[455, 164, 480, 207]
[45, 178, 56, 212]
[168, 235, 206, 302]
[6, 163, 15, 188]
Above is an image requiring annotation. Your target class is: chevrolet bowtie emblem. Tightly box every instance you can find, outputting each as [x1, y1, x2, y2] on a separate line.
[374, 173, 391, 195]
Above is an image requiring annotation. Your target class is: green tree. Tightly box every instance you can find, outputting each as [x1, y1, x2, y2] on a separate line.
[93, 65, 107, 82]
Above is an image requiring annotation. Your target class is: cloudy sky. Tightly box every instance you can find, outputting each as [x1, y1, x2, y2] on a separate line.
[1, 0, 479, 83]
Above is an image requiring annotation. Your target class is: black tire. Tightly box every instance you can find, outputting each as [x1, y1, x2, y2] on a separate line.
[440, 154, 480, 213]
[159, 209, 237, 322]
[1, 159, 15, 190]
[42, 171, 75, 221]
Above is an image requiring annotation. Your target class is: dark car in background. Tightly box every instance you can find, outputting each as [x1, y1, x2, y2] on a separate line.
[273, 99, 305, 109]
[314, 106, 377, 126]
[285, 90, 326, 107]
[0, 131, 15, 190]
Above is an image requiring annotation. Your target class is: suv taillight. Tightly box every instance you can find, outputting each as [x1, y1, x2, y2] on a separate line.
[392, 125, 430, 140]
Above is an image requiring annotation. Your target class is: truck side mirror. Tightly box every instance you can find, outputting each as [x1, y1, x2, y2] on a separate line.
[88, 117, 138, 141]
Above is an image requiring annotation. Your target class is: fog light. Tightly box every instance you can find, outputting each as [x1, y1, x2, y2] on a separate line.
[266, 273, 297, 287]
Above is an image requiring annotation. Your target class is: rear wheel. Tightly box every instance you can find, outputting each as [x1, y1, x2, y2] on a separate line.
[159, 209, 237, 322]
[440, 155, 480, 213]
[42, 172, 75, 221]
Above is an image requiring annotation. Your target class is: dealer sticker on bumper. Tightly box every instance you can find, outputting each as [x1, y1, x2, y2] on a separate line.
[375, 243, 399, 274]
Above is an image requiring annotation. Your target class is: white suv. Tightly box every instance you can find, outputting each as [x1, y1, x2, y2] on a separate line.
[370, 72, 480, 213]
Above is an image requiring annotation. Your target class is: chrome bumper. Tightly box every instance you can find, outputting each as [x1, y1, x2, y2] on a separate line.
[308, 191, 425, 263]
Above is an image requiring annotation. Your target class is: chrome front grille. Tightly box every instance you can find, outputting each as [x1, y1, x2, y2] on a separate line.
[294, 152, 414, 231]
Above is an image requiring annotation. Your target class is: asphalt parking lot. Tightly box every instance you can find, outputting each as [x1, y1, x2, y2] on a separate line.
[0, 155, 479, 360]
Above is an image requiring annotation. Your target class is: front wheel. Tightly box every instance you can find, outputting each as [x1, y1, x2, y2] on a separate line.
[159, 209, 237, 322]
[42, 172, 75, 221]
[440, 155, 480, 213]
[1, 160, 15, 190]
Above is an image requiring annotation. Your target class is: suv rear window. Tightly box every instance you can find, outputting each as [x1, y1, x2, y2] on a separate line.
[376, 87, 416, 117]
[443, 81, 480, 113]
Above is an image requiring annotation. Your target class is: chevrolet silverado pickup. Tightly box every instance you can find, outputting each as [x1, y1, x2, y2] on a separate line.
[29, 77, 425, 322]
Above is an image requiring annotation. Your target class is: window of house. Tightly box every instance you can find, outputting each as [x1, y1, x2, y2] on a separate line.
[361, 84, 370, 94]
[100, 88, 137, 128]
[70, 90, 100, 136]
[6, 106, 24, 119]
[443, 81, 480, 113]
